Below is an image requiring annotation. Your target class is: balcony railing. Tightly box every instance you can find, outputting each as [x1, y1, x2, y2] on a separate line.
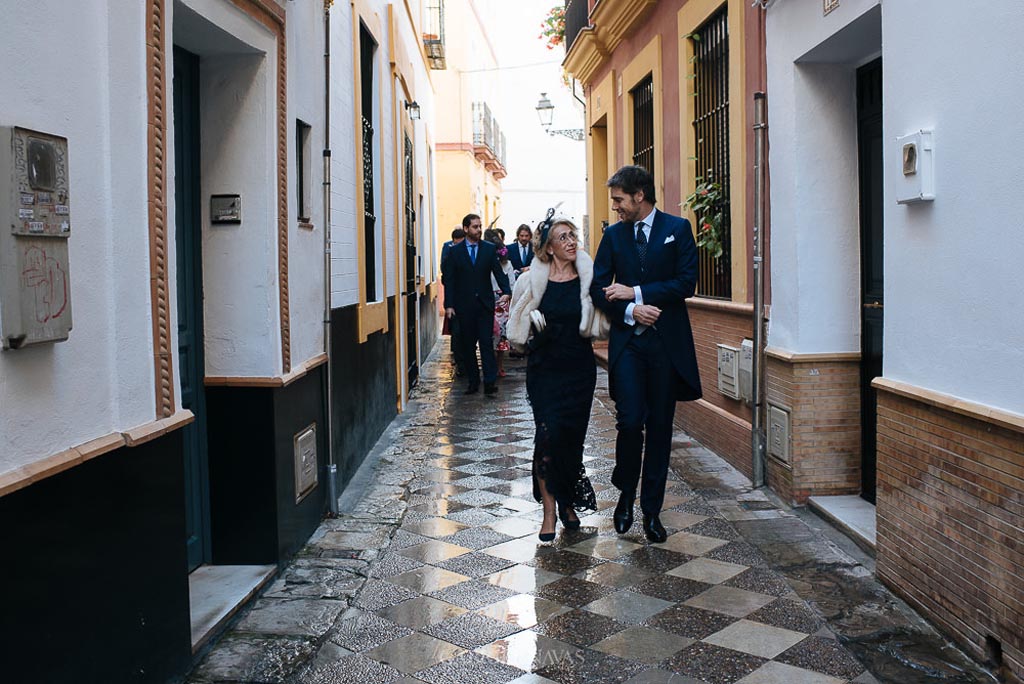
[423, 0, 446, 69]
[564, 0, 590, 54]
[471, 102, 507, 178]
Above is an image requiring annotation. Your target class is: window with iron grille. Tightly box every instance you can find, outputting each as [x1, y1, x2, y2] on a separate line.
[692, 7, 731, 298]
[360, 24, 377, 302]
[631, 75, 654, 179]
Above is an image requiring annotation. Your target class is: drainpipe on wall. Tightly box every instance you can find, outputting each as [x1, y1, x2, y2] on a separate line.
[322, 3, 339, 515]
[751, 92, 768, 488]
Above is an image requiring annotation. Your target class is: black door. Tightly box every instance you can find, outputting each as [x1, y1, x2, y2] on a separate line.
[173, 46, 211, 570]
[857, 58, 883, 504]
[404, 134, 419, 388]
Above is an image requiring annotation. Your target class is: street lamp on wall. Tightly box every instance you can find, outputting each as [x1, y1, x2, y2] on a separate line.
[404, 100, 421, 120]
[535, 92, 584, 141]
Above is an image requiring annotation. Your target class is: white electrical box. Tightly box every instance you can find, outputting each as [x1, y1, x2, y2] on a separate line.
[293, 424, 319, 503]
[717, 344, 741, 400]
[739, 338, 754, 403]
[0, 126, 73, 349]
[895, 129, 934, 204]
[768, 404, 791, 463]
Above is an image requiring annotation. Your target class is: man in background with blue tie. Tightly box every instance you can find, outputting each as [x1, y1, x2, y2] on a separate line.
[508, 224, 534, 277]
[590, 165, 702, 543]
[443, 213, 512, 395]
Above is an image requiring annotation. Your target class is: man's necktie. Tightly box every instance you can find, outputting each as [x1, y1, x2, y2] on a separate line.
[469, 243, 477, 264]
[635, 223, 648, 271]
[521, 246, 527, 264]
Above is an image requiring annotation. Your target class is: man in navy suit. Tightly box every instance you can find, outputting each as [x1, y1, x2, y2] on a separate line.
[507, 224, 534, 277]
[590, 165, 702, 543]
[443, 213, 512, 395]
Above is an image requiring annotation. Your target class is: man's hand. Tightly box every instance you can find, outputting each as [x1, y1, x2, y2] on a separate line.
[498, 294, 511, 306]
[445, 307, 456, 320]
[520, 266, 530, 273]
[603, 283, 636, 302]
[633, 304, 661, 326]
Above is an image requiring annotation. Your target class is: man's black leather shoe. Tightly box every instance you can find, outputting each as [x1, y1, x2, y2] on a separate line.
[484, 383, 498, 395]
[464, 385, 479, 395]
[642, 514, 667, 543]
[613, 490, 635, 534]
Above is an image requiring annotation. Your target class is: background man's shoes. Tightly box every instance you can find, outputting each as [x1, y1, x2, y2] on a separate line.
[642, 514, 667, 543]
[484, 383, 498, 395]
[464, 386, 479, 395]
[613, 490, 635, 534]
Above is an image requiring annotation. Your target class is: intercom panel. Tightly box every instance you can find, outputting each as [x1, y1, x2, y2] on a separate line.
[0, 126, 73, 349]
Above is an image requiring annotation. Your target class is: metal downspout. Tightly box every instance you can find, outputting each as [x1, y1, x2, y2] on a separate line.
[751, 92, 768, 488]
[323, 3, 338, 515]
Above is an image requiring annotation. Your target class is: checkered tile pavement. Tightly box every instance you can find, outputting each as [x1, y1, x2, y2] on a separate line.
[298, 359, 870, 684]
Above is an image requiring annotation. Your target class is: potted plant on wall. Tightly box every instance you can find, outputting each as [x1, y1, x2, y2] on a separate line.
[539, 4, 566, 50]
[685, 176, 726, 259]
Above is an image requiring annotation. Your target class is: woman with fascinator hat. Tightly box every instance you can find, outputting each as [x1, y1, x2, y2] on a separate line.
[508, 211, 610, 541]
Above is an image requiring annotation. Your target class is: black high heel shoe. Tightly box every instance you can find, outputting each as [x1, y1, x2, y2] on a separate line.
[558, 504, 581, 530]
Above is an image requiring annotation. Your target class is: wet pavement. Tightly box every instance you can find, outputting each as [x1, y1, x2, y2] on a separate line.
[187, 344, 997, 684]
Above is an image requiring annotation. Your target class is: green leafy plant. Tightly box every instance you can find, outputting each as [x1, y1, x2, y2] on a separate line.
[539, 5, 566, 50]
[684, 177, 726, 259]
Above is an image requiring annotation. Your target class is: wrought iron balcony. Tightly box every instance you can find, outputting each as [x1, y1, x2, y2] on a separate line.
[564, 0, 590, 54]
[471, 102, 507, 179]
[423, 0, 446, 69]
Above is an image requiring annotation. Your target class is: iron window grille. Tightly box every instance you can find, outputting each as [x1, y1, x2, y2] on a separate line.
[631, 75, 655, 179]
[692, 6, 731, 298]
[360, 25, 377, 301]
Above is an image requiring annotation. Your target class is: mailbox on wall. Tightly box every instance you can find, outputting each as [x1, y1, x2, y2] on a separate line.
[0, 126, 73, 349]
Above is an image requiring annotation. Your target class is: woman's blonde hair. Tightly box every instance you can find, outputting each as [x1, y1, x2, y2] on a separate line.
[533, 214, 580, 263]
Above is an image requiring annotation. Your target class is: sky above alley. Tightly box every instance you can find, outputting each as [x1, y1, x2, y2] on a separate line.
[480, 0, 588, 230]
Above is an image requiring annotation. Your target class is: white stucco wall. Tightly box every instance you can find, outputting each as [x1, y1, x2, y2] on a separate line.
[881, 1, 1024, 414]
[286, 1, 327, 366]
[0, 2, 155, 472]
[765, 0, 879, 355]
[329, 2, 360, 309]
[767, 0, 1024, 415]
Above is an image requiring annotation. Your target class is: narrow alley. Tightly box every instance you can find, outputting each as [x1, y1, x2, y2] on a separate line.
[187, 346, 993, 684]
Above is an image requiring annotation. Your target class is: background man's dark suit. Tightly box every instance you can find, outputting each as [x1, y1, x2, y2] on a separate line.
[508, 241, 533, 275]
[443, 239, 511, 390]
[591, 208, 702, 516]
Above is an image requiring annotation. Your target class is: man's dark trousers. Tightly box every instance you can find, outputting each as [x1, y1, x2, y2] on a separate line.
[611, 330, 676, 515]
[458, 301, 497, 389]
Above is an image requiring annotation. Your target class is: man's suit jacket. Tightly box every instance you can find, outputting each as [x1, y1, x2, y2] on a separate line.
[440, 240, 457, 284]
[443, 239, 512, 314]
[508, 242, 534, 274]
[590, 208, 702, 401]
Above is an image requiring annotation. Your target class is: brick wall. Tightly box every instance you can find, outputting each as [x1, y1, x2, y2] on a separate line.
[673, 301, 754, 478]
[876, 387, 1024, 684]
[765, 353, 861, 504]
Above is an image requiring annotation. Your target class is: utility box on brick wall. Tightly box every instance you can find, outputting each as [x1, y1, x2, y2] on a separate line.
[717, 344, 741, 400]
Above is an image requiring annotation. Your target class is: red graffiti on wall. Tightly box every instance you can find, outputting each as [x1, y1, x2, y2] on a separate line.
[21, 246, 68, 323]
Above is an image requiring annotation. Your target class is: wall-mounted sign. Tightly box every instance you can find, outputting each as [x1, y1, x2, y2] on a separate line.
[210, 194, 241, 224]
[824, 0, 839, 16]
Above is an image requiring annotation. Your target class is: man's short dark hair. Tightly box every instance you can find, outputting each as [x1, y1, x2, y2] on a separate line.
[607, 165, 657, 205]
[462, 213, 481, 228]
[451, 228, 466, 240]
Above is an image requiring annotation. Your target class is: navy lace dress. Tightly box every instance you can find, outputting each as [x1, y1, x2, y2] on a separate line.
[526, 277, 598, 512]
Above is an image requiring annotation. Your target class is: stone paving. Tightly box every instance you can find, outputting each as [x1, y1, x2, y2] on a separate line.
[187, 345, 993, 684]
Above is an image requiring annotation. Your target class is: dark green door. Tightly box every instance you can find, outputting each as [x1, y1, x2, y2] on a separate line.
[173, 46, 211, 571]
[857, 58, 883, 505]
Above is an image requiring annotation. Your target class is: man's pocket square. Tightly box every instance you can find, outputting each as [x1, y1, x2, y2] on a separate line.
[664, 235, 676, 244]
